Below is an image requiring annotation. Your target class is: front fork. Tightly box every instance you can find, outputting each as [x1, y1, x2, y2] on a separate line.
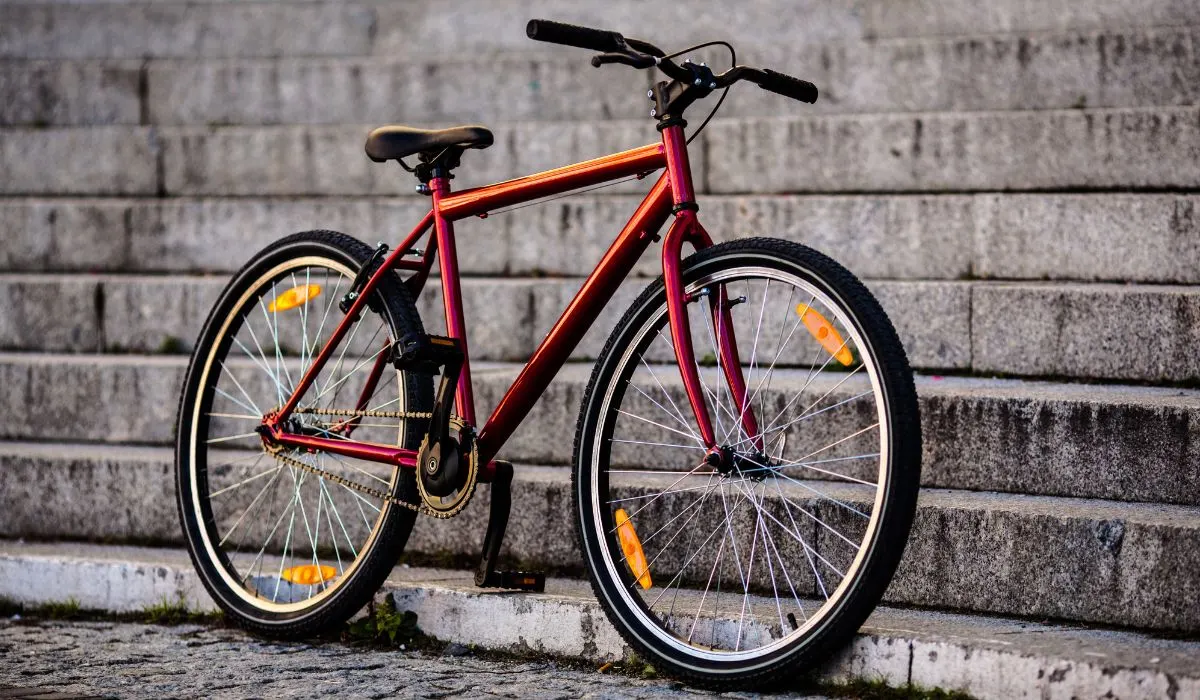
[661, 213, 762, 457]
[659, 125, 762, 458]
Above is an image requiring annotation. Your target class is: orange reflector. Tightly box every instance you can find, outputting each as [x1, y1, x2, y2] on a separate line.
[796, 304, 853, 366]
[614, 508, 652, 590]
[268, 284, 322, 312]
[280, 564, 337, 585]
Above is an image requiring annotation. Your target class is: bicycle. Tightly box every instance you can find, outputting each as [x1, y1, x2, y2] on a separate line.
[175, 19, 921, 688]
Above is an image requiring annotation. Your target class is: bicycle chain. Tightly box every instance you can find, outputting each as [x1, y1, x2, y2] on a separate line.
[264, 407, 475, 520]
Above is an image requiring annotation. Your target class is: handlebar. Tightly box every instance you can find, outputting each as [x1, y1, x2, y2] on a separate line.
[525, 19, 626, 53]
[525, 18, 818, 105]
[754, 68, 819, 104]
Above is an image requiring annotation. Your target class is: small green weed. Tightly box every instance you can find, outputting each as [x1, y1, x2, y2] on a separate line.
[156, 336, 186, 354]
[39, 598, 83, 620]
[343, 594, 422, 647]
[141, 597, 222, 626]
[813, 678, 974, 700]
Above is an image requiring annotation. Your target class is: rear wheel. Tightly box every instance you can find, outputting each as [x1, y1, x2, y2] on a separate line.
[175, 230, 432, 636]
[573, 238, 920, 687]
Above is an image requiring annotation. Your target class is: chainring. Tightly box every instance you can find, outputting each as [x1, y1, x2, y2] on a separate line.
[415, 417, 479, 515]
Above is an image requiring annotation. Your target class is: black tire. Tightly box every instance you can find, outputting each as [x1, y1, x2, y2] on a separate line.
[175, 230, 432, 637]
[572, 238, 921, 688]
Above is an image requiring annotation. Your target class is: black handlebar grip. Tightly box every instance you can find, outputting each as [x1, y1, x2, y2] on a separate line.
[526, 19, 625, 52]
[758, 69, 819, 104]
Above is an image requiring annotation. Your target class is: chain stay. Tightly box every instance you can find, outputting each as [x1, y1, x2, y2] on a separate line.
[271, 407, 473, 519]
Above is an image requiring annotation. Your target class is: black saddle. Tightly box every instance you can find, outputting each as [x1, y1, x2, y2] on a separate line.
[365, 125, 494, 163]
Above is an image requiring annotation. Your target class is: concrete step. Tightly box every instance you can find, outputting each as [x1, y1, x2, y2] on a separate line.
[0, 1, 864, 60]
[2, 458, 1198, 632]
[6, 0, 1199, 60]
[972, 282, 1200, 382]
[9, 25, 1196, 127]
[706, 107, 1200, 194]
[863, 0, 1200, 39]
[139, 26, 1200, 122]
[0, 127, 158, 195]
[4, 0, 1195, 64]
[1, 356, 1197, 506]
[3, 194, 1198, 284]
[384, 0, 1200, 53]
[140, 55, 650, 127]
[0, 2, 378, 59]
[0, 60, 142, 127]
[5, 542, 1196, 699]
[0, 273, 971, 371]
[3, 106, 1196, 196]
[6, 274, 1200, 382]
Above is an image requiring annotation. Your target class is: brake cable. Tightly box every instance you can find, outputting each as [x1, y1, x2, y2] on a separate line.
[656, 40, 737, 145]
[478, 40, 737, 218]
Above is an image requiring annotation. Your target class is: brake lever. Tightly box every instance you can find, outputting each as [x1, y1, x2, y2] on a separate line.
[590, 51, 656, 69]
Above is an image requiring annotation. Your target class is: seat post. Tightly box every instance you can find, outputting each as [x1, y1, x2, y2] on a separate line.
[429, 174, 476, 426]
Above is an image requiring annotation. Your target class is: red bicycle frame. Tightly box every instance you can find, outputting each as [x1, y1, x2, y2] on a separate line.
[263, 125, 761, 481]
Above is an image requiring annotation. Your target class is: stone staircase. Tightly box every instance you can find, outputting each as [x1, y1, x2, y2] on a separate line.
[1, 0, 1199, 693]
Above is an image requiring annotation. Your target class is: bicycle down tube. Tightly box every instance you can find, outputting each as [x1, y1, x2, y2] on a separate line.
[264, 125, 760, 474]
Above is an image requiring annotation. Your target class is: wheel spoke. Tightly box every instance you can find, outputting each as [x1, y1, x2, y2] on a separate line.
[583, 260, 906, 661]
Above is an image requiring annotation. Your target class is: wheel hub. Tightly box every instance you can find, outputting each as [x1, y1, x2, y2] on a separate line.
[708, 445, 771, 481]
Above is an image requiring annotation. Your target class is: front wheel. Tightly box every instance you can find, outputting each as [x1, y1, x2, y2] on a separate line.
[573, 238, 921, 687]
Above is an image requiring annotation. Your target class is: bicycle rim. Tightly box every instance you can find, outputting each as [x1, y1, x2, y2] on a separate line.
[185, 255, 413, 615]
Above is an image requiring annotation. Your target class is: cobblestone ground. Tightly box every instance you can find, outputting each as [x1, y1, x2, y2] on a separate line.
[0, 620, 834, 699]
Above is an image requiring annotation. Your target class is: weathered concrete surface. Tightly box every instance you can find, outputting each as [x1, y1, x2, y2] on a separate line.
[0, 443, 179, 543]
[18, 276, 1200, 384]
[971, 194, 1200, 284]
[3, 357, 1199, 506]
[0, 275, 100, 352]
[0, 128, 158, 195]
[0, 194, 976, 280]
[374, 0, 1200, 56]
[3, 273, 968, 370]
[2, 541, 1199, 700]
[862, 0, 1200, 38]
[0, 619, 743, 699]
[972, 283, 1200, 382]
[0, 199, 134, 272]
[732, 27, 1200, 117]
[98, 274, 225, 354]
[159, 122, 672, 196]
[0, 354, 185, 444]
[5, 194, 1200, 283]
[707, 107, 1200, 193]
[0, 60, 141, 126]
[371, 0, 865, 58]
[3, 446, 1200, 631]
[916, 376, 1200, 506]
[7, 108, 1179, 198]
[139, 27, 1200, 126]
[0, 2, 377, 59]
[147, 55, 651, 126]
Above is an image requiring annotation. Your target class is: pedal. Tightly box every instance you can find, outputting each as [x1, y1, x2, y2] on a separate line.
[478, 570, 546, 592]
[473, 460, 544, 592]
[392, 333, 462, 373]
